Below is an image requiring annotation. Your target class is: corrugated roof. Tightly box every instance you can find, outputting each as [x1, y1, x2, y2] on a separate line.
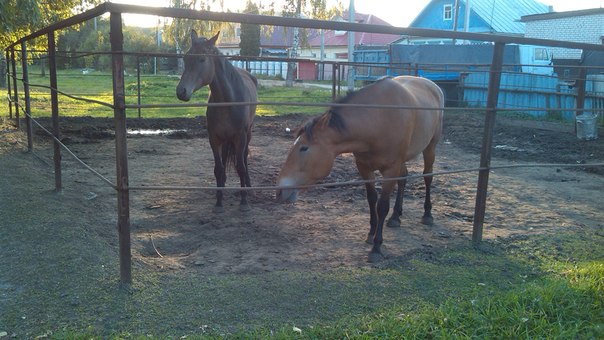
[410, 0, 550, 34]
[469, 0, 550, 33]
[520, 7, 604, 22]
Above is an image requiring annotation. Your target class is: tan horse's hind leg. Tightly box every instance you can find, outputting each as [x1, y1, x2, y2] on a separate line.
[387, 165, 408, 228]
[421, 144, 437, 225]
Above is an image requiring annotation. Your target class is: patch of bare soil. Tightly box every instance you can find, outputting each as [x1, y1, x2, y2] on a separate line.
[3, 112, 603, 274]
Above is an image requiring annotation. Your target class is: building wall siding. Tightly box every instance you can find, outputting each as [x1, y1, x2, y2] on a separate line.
[524, 13, 604, 59]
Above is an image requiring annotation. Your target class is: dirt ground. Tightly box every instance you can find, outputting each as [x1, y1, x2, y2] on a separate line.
[2, 112, 603, 275]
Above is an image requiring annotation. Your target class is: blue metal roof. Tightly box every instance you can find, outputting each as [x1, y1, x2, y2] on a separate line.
[410, 0, 550, 34]
[470, 0, 550, 33]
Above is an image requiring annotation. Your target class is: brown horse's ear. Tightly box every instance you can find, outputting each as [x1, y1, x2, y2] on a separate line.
[191, 30, 198, 41]
[208, 31, 220, 46]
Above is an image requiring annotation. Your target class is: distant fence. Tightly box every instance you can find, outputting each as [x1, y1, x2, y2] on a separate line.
[462, 72, 604, 123]
[231, 59, 341, 81]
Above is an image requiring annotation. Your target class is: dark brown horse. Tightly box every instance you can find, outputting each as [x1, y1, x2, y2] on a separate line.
[176, 31, 258, 212]
[276, 76, 444, 262]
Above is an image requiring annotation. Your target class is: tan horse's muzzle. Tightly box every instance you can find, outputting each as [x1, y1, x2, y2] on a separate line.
[276, 188, 299, 203]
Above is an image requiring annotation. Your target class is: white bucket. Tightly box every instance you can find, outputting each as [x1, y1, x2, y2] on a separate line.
[576, 113, 599, 141]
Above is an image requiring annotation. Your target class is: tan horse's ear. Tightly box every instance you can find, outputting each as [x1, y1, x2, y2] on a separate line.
[191, 30, 198, 41]
[208, 31, 220, 45]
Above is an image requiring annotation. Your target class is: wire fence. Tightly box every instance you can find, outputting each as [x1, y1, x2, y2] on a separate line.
[4, 2, 604, 284]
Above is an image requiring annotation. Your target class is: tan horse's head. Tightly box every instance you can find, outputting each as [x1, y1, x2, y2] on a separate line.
[276, 116, 341, 203]
[176, 30, 220, 101]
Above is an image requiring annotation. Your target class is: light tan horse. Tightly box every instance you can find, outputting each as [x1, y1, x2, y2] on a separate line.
[276, 76, 444, 262]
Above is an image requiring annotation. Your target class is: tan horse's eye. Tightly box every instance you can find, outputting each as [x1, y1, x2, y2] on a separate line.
[299, 146, 309, 152]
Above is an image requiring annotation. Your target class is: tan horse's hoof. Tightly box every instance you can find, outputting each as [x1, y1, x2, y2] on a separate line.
[368, 251, 384, 263]
[239, 203, 251, 212]
[213, 206, 225, 213]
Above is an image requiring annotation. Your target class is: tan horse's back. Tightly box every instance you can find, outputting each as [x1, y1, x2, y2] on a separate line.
[344, 76, 444, 167]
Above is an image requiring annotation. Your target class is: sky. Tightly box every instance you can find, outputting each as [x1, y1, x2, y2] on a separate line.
[110, 0, 604, 28]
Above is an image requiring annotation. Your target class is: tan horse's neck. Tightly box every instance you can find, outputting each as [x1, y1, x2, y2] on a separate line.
[309, 110, 378, 157]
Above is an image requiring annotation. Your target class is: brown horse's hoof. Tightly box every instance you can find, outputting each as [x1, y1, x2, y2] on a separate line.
[365, 234, 374, 244]
[421, 215, 434, 225]
[387, 218, 401, 228]
[239, 203, 251, 212]
[368, 251, 384, 263]
[213, 205, 225, 213]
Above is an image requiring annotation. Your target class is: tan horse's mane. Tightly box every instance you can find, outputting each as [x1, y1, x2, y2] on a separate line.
[297, 77, 394, 141]
[297, 92, 356, 141]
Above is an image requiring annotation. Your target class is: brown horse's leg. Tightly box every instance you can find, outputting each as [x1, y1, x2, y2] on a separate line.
[235, 136, 251, 212]
[210, 141, 226, 213]
[387, 165, 408, 228]
[421, 146, 436, 225]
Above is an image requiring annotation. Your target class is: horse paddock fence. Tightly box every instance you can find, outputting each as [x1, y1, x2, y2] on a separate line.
[4, 2, 604, 284]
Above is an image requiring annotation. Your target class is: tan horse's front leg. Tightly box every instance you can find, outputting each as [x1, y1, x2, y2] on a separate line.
[368, 179, 396, 263]
[356, 163, 378, 245]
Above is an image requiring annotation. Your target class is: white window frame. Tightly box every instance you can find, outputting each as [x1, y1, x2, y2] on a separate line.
[534, 47, 549, 61]
[443, 4, 453, 21]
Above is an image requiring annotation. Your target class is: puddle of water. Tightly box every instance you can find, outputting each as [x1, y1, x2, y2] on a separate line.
[127, 129, 186, 136]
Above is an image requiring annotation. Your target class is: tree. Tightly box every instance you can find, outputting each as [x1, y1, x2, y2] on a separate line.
[0, 0, 99, 51]
[239, 1, 260, 57]
[280, 0, 342, 86]
[164, 0, 234, 55]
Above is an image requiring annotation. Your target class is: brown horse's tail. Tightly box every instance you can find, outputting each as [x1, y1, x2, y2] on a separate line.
[248, 73, 258, 88]
[222, 141, 238, 171]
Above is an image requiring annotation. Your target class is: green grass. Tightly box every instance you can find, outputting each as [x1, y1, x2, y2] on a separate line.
[9, 69, 332, 119]
[1, 69, 603, 339]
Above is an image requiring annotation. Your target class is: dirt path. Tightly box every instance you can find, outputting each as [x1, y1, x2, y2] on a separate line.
[1, 113, 603, 275]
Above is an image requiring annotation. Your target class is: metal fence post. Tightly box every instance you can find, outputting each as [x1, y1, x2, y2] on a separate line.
[48, 31, 62, 192]
[20, 41, 33, 151]
[10, 47, 19, 127]
[574, 67, 587, 134]
[472, 42, 505, 247]
[137, 55, 142, 119]
[110, 11, 132, 284]
[6, 50, 13, 120]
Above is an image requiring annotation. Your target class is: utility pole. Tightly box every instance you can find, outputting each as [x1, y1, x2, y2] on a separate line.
[347, 0, 355, 91]
[286, 0, 302, 87]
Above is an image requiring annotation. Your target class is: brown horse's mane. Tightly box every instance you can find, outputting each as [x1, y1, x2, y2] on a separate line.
[194, 36, 257, 96]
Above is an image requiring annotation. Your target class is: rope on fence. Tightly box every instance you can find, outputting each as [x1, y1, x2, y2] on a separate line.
[127, 162, 604, 192]
[16, 78, 115, 109]
[12, 101, 117, 189]
[10, 75, 604, 114]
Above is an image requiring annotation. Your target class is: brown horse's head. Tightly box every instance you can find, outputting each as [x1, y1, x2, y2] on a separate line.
[176, 30, 220, 101]
[276, 116, 340, 203]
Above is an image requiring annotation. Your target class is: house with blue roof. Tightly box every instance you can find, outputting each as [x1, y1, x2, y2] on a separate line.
[399, 0, 550, 44]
